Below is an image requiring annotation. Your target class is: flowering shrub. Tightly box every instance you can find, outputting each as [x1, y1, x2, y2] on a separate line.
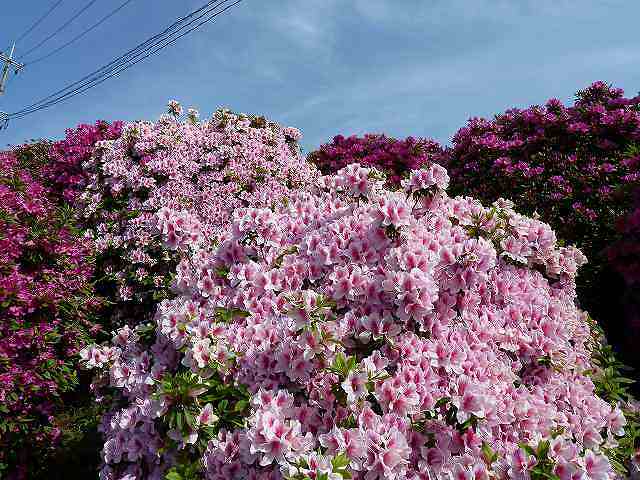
[0, 145, 104, 478]
[77, 104, 318, 333]
[308, 133, 444, 187]
[443, 81, 640, 337]
[83, 161, 630, 480]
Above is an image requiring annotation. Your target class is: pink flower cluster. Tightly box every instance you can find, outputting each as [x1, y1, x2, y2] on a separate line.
[77, 104, 318, 325]
[401, 163, 450, 196]
[156, 207, 203, 250]
[306, 82, 640, 377]
[84, 160, 625, 480]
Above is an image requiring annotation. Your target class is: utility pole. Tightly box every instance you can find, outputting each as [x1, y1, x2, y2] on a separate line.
[0, 42, 23, 130]
[0, 42, 24, 96]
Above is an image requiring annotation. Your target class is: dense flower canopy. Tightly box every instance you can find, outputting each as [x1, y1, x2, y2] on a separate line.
[84, 161, 626, 480]
[78, 106, 318, 328]
[2, 94, 639, 480]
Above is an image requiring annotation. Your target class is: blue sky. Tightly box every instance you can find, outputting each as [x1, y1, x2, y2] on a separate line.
[1, 0, 639, 154]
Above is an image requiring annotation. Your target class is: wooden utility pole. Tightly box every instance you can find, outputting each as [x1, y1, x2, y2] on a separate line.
[0, 42, 24, 96]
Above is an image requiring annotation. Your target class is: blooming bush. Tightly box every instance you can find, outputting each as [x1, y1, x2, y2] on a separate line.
[308, 133, 444, 187]
[84, 161, 631, 480]
[77, 103, 318, 333]
[1, 91, 638, 480]
[308, 84, 640, 355]
[443, 81, 640, 341]
[0, 144, 104, 478]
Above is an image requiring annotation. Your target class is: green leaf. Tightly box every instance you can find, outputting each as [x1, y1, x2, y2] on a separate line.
[346, 356, 357, 372]
[481, 441, 498, 464]
[332, 353, 347, 374]
[537, 440, 550, 458]
[458, 416, 476, 432]
[234, 399, 249, 413]
[332, 453, 350, 469]
[215, 307, 250, 323]
[614, 377, 636, 384]
[176, 411, 184, 432]
[185, 410, 195, 428]
[518, 443, 536, 456]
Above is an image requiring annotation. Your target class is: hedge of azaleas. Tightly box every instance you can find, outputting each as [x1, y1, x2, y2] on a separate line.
[1, 90, 639, 480]
[0, 121, 125, 479]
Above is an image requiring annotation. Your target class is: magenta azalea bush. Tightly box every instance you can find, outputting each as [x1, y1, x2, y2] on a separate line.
[446, 81, 640, 236]
[81, 157, 634, 480]
[308, 134, 444, 187]
[0, 144, 104, 477]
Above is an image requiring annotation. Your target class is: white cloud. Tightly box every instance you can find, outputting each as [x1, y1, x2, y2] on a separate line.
[261, 0, 339, 52]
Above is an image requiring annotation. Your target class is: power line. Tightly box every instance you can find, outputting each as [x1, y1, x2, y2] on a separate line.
[0, 112, 8, 131]
[18, 0, 99, 60]
[10, 0, 225, 116]
[12, 0, 242, 119]
[14, 0, 64, 45]
[25, 0, 136, 66]
[9, 0, 228, 117]
[7, 0, 243, 120]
